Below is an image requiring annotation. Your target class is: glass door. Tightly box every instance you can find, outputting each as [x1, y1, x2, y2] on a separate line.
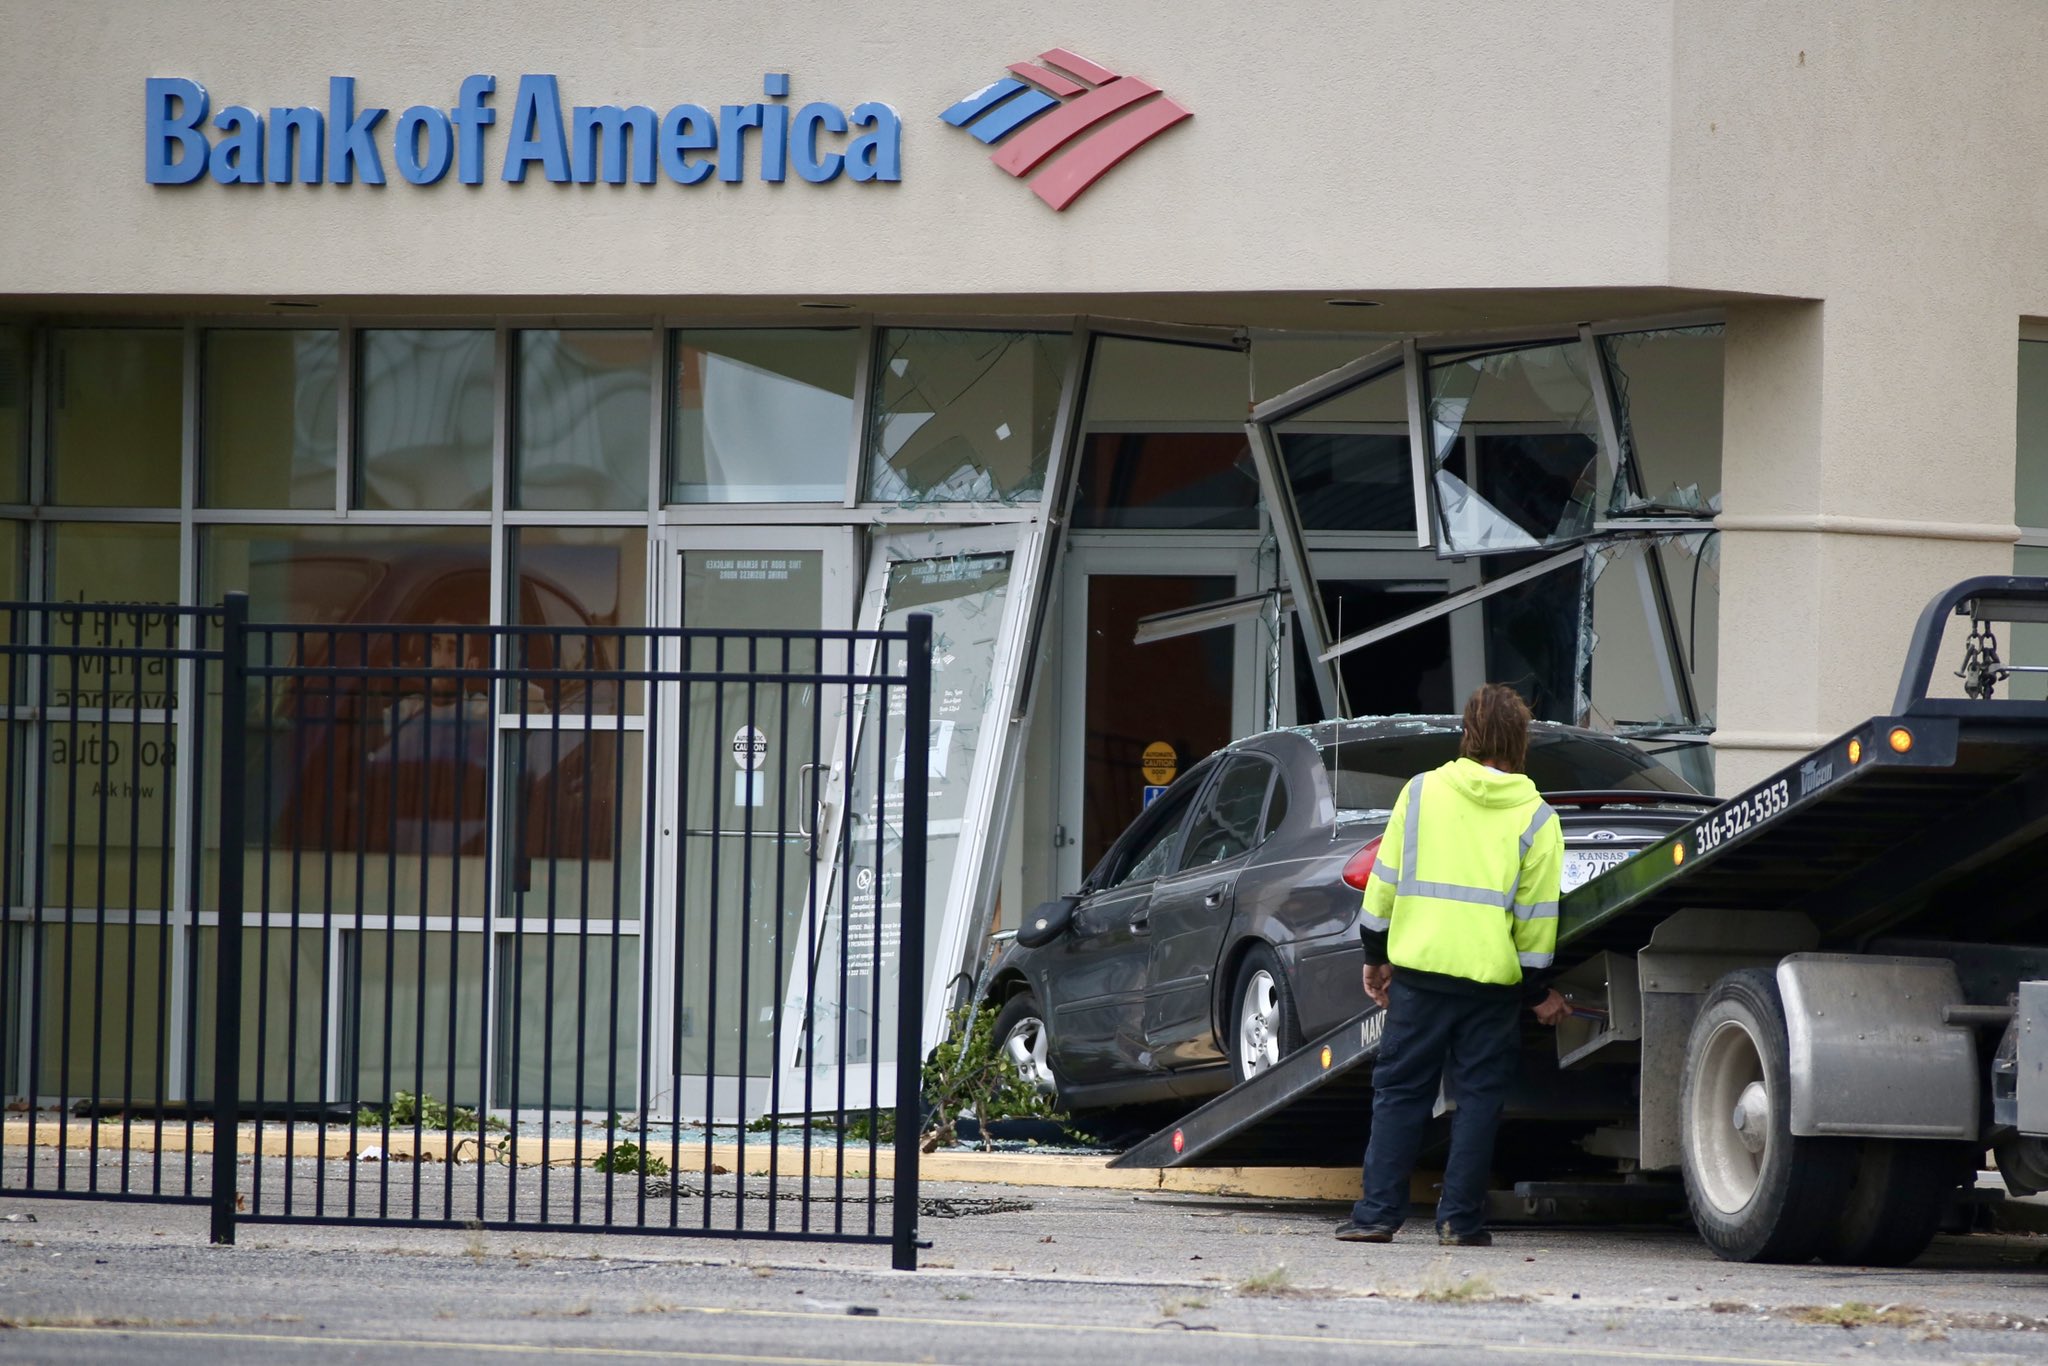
[1055, 545, 1261, 891]
[781, 524, 1029, 1114]
[653, 527, 856, 1120]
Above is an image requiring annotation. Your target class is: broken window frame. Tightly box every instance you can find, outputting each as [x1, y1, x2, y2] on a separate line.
[1245, 320, 1722, 750]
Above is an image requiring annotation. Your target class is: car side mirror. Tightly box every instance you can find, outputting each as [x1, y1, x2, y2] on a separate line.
[1015, 894, 1081, 949]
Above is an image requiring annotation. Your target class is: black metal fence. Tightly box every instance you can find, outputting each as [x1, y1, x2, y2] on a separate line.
[1, 596, 931, 1267]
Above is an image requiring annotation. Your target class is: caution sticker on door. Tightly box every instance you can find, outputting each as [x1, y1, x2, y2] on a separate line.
[1141, 741, 1177, 786]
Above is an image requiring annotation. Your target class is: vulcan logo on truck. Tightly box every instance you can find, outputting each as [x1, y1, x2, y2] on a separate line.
[939, 49, 1191, 211]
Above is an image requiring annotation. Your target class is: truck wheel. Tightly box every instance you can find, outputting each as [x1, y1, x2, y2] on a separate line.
[1231, 945, 1303, 1084]
[1821, 1140, 1968, 1266]
[992, 993, 1059, 1105]
[1679, 968, 1855, 1263]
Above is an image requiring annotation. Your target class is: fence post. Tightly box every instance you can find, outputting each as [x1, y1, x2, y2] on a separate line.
[209, 593, 249, 1245]
[891, 614, 932, 1272]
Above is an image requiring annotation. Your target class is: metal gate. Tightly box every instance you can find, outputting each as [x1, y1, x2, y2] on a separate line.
[1, 595, 931, 1267]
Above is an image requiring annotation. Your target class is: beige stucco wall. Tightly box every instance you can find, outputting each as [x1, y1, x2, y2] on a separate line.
[0, 0, 1674, 300]
[1666, 1, 2034, 787]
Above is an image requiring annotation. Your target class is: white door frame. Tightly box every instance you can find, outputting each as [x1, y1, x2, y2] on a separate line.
[778, 521, 1033, 1114]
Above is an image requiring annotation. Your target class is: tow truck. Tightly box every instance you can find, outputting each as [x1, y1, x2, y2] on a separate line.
[1110, 575, 2048, 1265]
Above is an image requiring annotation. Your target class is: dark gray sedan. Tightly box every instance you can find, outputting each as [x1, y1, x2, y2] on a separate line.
[982, 717, 1710, 1113]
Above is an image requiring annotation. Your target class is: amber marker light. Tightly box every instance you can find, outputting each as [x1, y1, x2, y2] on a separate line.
[1673, 843, 1686, 867]
[1320, 1045, 1333, 1070]
[1889, 727, 1914, 754]
[1848, 738, 1863, 764]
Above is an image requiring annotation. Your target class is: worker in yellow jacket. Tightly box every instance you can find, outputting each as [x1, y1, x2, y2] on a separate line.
[1334, 684, 1570, 1247]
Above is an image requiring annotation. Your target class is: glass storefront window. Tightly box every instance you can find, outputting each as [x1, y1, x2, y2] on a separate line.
[1277, 434, 1414, 532]
[1425, 340, 1602, 554]
[1272, 364, 1412, 531]
[516, 330, 653, 511]
[494, 934, 639, 1110]
[203, 525, 493, 927]
[205, 523, 491, 625]
[352, 929, 486, 1110]
[192, 927, 324, 1103]
[0, 327, 28, 503]
[866, 329, 1068, 503]
[355, 329, 494, 511]
[50, 329, 183, 508]
[670, 329, 858, 503]
[1601, 326, 1724, 516]
[31, 924, 171, 1103]
[1479, 550, 1591, 723]
[1083, 336, 1246, 425]
[1071, 432, 1260, 530]
[501, 731, 643, 923]
[2019, 342, 2048, 532]
[507, 527, 647, 715]
[1250, 336, 1396, 404]
[201, 329, 340, 509]
[46, 521, 181, 718]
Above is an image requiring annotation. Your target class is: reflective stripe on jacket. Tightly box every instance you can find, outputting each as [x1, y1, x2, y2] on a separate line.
[1359, 757, 1562, 987]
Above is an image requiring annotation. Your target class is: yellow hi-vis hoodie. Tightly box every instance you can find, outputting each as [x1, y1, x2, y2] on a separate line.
[1358, 758, 1562, 995]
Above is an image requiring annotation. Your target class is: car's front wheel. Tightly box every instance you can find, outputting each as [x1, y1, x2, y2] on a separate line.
[992, 992, 1059, 1104]
[1230, 944, 1303, 1085]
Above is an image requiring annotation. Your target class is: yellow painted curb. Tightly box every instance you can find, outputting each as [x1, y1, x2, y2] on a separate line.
[2, 1117, 1358, 1202]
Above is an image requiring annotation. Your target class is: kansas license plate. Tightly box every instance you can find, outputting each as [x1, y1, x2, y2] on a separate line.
[1562, 848, 1633, 892]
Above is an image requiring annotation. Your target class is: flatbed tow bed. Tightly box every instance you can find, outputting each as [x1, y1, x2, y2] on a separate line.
[1110, 577, 2048, 1263]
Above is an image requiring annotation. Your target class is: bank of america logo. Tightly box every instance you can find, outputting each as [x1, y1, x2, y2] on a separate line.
[940, 49, 1192, 211]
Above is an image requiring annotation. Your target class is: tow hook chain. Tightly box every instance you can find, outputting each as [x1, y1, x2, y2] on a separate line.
[1958, 616, 2005, 700]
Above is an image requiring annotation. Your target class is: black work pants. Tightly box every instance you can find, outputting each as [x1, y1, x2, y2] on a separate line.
[1352, 976, 1522, 1235]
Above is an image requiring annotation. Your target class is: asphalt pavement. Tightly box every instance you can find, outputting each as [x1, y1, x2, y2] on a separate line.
[7, 1163, 2048, 1365]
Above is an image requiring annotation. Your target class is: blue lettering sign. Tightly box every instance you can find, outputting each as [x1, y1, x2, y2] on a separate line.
[327, 76, 386, 185]
[267, 106, 325, 184]
[394, 105, 453, 185]
[144, 78, 210, 185]
[142, 72, 893, 192]
[450, 75, 496, 185]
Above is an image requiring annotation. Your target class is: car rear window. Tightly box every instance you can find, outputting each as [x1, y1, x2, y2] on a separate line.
[1319, 729, 1695, 812]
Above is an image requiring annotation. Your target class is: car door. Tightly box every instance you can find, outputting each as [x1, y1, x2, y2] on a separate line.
[1043, 770, 1210, 1086]
[1141, 754, 1277, 1069]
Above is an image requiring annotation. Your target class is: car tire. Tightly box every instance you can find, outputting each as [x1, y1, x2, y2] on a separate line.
[1819, 1139, 1968, 1267]
[1230, 944, 1303, 1085]
[992, 992, 1059, 1106]
[1679, 968, 1856, 1263]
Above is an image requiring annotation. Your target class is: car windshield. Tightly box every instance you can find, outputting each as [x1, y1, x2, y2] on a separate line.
[1318, 727, 1695, 815]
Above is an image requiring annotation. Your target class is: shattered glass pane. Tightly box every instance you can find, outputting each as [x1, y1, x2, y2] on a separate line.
[670, 329, 860, 503]
[1600, 326, 1724, 516]
[866, 330, 1070, 504]
[807, 549, 1012, 1073]
[1276, 364, 1413, 531]
[1426, 341, 1602, 553]
[1477, 550, 1590, 722]
[1581, 538, 1717, 790]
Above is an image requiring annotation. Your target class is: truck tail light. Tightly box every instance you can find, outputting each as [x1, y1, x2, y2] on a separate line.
[1341, 837, 1383, 891]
